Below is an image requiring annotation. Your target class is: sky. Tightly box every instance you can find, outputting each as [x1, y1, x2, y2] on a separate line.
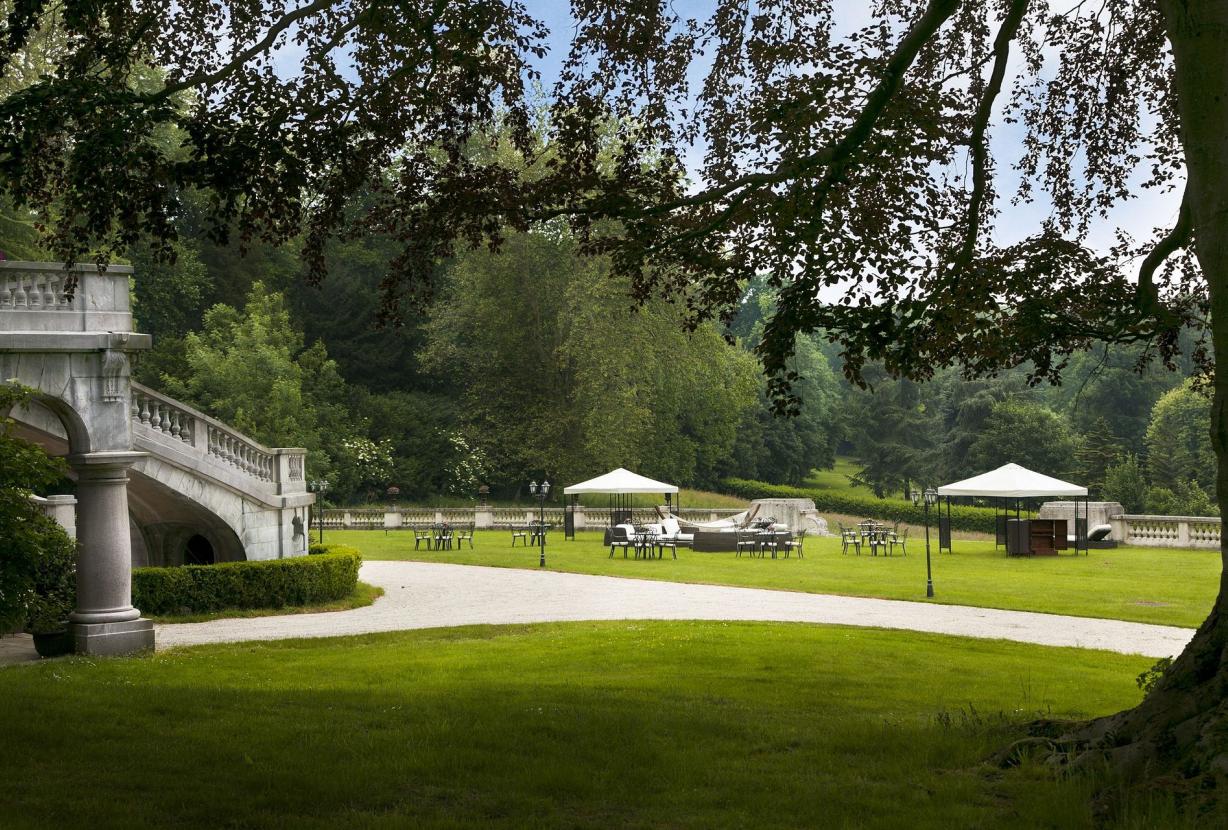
[517, 0, 1181, 270]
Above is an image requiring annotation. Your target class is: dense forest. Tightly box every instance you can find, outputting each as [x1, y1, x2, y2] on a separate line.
[2, 192, 1209, 513]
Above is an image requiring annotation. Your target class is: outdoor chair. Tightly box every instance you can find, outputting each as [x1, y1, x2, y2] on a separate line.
[736, 528, 760, 558]
[433, 525, 453, 550]
[609, 524, 635, 558]
[413, 526, 434, 551]
[511, 526, 529, 546]
[889, 528, 908, 556]
[759, 532, 781, 559]
[839, 523, 860, 555]
[783, 529, 805, 558]
[656, 534, 678, 560]
[634, 530, 657, 560]
[455, 523, 475, 549]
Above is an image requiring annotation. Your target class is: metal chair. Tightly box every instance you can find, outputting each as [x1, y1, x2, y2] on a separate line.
[783, 529, 805, 558]
[511, 526, 529, 546]
[839, 523, 860, 555]
[736, 528, 760, 558]
[759, 531, 781, 559]
[889, 527, 908, 556]
[413, 526, 434, 551]
[454, 523, 475, 549]
[609, 525, 635, 558]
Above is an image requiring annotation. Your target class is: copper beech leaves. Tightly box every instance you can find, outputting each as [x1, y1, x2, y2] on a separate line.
[0, 0, 1205, 409]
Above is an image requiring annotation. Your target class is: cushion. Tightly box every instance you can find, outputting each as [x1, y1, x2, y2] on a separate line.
[663, 517, 681, 535]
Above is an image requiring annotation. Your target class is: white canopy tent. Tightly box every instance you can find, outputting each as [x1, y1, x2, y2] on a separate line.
[563, 468, 680, 539]
[937, 463, 1087, 499]
[563, 468, 679, 495]
[935, 463, 1089, 554]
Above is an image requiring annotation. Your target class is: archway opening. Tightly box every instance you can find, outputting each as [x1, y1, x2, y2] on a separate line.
[184, 534, 215, 566]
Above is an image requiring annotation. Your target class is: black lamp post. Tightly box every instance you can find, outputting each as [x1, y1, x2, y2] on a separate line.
[310, 479, 330, 544]
[912, 487, 937, 598]
[528, 479, 550, 567]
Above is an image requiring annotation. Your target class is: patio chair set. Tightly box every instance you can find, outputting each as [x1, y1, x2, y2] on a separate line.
[511, 520, 552, 547]
[838, 521, 907, 556]
[607, 524, 680, 559]
[413, 523, 475, 551]
[734, 528, 806, 559]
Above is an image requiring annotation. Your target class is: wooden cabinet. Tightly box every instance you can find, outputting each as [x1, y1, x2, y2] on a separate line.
[1006, 519, 1068, 555]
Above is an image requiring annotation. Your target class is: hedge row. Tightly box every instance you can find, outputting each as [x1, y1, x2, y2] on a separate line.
[719, 478, 998, 534]
[133, 549, 361, 616]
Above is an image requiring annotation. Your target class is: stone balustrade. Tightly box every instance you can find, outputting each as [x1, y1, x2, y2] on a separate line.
[319, 506, 745, 530]
[0, 261, 137, 334]
[130, 382, 306, 495]
[1109, 514, 1222, 550]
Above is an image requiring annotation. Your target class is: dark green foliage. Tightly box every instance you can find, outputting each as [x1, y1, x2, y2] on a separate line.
[1075, 417, 1121, 498]
[965, 399, 1080, 481]
[24, 529, 76, 634]
[0, 384, 73, 633]
[720, 478, 997, 534]
[1103, 454, 1149, 513]
[132, 552, 361, 616]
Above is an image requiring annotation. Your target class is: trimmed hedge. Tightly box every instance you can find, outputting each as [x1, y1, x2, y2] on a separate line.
[720, 477, 998, 534]
[133, 549, 361, 616]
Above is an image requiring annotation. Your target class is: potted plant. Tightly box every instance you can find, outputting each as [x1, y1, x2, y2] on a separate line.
[25, 530, 77, 658]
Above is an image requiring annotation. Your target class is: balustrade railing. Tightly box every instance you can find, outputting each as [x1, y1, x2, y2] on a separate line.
[320, 506, 746, 530]
[0, 268, 73, 309]
[130, 381, 305, 494]
[0, 261, 136, 333]
[1109, 514, 1222, 550]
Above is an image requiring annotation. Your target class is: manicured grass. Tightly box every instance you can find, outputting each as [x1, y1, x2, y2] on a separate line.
[147, 581, 384, 624]
[804, 455, 867, 493]
[334, 530, 1220, 628]
[0, 621, 1172, 828]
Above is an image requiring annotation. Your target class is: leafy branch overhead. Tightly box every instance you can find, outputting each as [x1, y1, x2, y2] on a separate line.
[0, 0, 1206, 405]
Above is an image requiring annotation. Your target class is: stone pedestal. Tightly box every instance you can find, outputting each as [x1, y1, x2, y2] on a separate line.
[72, 619, 155, 656]
[68, 451, 155, 656]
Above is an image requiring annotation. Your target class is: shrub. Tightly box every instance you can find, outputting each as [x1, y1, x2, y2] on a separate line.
[308, 543, 360, 557]
[25, 531, 77, 634]
[719, 477, 999, 534]
[133, 551, 361, 616]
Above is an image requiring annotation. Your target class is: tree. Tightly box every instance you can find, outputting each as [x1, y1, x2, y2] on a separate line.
[965, 399, 1080, 481]
[1103, 454, 1149, 514]
[1075, 417, 1122, 498]
[9, 0, 1228, 809]
[1144, 382, 1215, 498]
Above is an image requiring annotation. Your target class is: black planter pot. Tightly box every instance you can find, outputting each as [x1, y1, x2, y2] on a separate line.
[31, 630, 73, 658]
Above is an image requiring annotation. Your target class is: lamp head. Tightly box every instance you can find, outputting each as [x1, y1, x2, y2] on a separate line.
[528, 480, 538, 495]
[924, 487, 938, 506]
[911, 490, 920, 507]
[541, 480, 550, 496]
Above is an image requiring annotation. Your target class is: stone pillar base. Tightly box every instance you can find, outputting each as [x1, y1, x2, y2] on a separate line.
[72, 619, 155, 657]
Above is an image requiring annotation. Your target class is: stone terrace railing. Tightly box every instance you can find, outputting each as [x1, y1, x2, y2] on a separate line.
[1109, 514, 1222, 550]
[0, 261, 136, 333]
[130, 382, 307, 497]
[321, 506, 745, 530]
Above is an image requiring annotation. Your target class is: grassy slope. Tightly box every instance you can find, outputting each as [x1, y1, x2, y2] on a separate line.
[332, 529, 1220, 628]
[0, 621, 1168, 829]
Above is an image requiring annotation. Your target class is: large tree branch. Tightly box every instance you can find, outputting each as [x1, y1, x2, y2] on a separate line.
[956, 0, 1029, 267]
[1136, 184, 1192, 315]
[149, 0, 340, 102]
[533, 0, 963, 226]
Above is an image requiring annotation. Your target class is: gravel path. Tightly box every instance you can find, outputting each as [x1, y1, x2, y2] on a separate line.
[146, 560, 1193, 658]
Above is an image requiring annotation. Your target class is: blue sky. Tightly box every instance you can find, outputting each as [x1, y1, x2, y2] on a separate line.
[519, 0, 1180, 269]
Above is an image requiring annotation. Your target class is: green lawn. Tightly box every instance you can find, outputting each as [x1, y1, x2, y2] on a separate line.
[1, 621, 1183, 828]
[331, 529, 1220, 628]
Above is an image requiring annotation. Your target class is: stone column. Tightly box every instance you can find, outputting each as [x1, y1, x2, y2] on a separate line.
[68, 451, 155, 656]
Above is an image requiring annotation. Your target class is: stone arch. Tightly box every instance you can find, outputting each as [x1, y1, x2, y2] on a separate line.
[5, 393, 92, 456]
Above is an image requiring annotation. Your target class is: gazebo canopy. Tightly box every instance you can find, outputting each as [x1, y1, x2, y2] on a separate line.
[563, 468, 679, 495]
[936, 463, 1087, 499]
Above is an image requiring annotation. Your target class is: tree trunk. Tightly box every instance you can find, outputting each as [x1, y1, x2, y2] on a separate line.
[1005, 0, 1228, 812]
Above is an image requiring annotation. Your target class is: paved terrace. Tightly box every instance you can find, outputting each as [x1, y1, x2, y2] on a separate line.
[3, 561, 1195, 665]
